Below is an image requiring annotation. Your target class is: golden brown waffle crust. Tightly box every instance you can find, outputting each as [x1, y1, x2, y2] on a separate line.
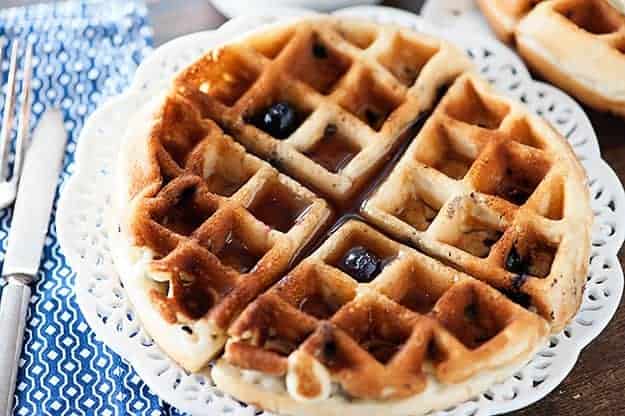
[477, 0, 625, 116]
[219, 219, 551, 408]
[111, 91, 333, 372]
[212, 337, 546, 416]
[110, 97, 228, 371]
[170, 16, 472, 203]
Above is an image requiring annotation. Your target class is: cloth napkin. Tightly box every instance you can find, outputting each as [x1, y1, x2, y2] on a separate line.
[0, 1, 180, 415]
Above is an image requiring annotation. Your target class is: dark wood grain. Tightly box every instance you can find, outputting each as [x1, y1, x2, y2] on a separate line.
[5, 0, 624, 414]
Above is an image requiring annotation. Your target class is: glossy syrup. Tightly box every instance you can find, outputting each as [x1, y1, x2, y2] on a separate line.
[298, 293, 337, 320]
[305, 125, 359, 173]
[217, 232, 262, 273]
[288, 110, 431, 268]
[248, 183, 312, 233]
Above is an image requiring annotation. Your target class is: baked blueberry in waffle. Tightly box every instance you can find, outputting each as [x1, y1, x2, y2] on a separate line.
[111, 16, 591, 416]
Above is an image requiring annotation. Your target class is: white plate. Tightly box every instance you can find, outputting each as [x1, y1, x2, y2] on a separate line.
[57, 7, 625, 416]
[209, 0, 381, 18]
[421, 0, 495, 39]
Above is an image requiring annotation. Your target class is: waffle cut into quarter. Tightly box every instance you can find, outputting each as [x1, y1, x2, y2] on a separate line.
[362, 73, 592, 332]
[174, 17, 471, 204]
[112, 94, 333, 371]
[214, 220, 550, 416]
[111, 15, 592, 416]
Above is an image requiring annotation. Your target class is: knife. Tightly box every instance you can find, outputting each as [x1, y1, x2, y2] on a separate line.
[0, 109, 67, 416]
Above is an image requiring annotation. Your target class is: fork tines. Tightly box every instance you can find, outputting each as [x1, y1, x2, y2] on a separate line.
[0, 40, 33, 190]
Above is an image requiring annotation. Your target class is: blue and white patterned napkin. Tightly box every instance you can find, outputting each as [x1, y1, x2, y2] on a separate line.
[0, 1, 187, 415]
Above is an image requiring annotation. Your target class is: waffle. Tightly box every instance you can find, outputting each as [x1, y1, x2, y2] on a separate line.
[111, 15, 592, 415]
[213, 220, 549, 415]
[112, 93, 332, 371]
[477, 0, 625, 117]
[363, 73, 592, 332]
[174, 17, 472, 204]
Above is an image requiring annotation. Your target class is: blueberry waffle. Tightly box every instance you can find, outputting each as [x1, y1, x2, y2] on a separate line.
[111, 16, 591, 415]
[477, 0, 625, 117]
[173, 17, 472, 203]
[363, 73, 591, 332]
[112, 95, 332, 371]
[213, 220, 549, 415]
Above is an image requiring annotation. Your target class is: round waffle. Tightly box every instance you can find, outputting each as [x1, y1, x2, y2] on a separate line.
[477, 0, 625, 117]
[111, 16, 591, 416]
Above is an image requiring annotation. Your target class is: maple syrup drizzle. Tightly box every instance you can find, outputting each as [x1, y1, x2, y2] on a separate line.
[305, 125, 359, 173]
[162, 82, 452, 323]
[248, 183, 312, 233]
[217, 232, 262, 274]
[169, 92, 446, 320]
[298, 294, 337, 320]
[288, 110, 431, 268]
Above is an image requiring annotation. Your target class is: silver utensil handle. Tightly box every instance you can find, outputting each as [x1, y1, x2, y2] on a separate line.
[0, 275, 32, 416]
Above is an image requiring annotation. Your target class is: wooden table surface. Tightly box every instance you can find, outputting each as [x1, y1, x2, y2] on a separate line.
[4, 0, 624, 415]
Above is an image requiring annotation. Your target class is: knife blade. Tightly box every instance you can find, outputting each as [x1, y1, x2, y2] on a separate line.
[2, 109, 67, 277]
[0, 108, 67, 416]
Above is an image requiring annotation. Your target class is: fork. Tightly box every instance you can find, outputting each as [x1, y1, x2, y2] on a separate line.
[0, 40, 33, 209]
